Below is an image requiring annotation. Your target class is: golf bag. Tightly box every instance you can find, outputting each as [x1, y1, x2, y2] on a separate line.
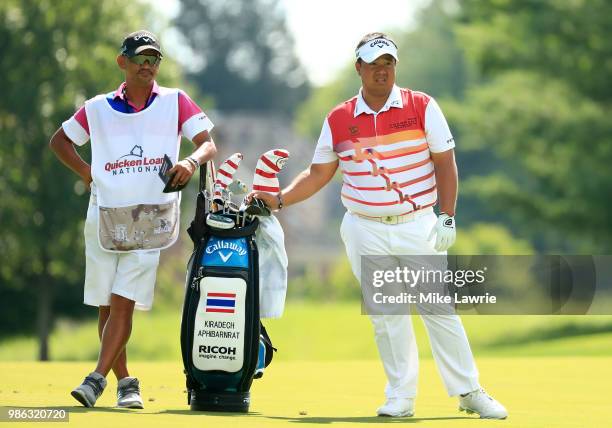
[181, 161, 274, 412]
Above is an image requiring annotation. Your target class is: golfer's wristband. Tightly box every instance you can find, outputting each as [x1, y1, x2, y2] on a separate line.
[276, 193, 284, 211]
[186, 156, 200, 168]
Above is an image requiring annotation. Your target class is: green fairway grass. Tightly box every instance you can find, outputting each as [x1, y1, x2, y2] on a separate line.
[2, 302, 611, 427]
[1, 358, 611, 427]
[2, 302, 612, 361]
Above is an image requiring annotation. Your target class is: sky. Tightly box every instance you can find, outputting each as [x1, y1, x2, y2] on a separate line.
[280, 0, 423, 85]
[147, 0, 424, 86]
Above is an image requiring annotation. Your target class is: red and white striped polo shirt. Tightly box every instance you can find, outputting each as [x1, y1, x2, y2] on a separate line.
[312, 85, 455, 217]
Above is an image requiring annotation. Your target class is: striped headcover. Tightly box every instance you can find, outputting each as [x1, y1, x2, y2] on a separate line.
[252, 149, 290, 193]
[213, 153, 243, 202]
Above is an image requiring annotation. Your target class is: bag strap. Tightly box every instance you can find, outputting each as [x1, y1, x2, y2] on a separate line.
[198, 162, 206, 192]
[260, 322, 277, 368]
[188, 161, 214, 244]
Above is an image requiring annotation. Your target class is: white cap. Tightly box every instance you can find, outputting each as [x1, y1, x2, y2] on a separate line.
[356, 37, 399, 63]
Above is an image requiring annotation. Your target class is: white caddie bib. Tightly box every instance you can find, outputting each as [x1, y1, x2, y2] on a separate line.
[85, 87, 181, 252]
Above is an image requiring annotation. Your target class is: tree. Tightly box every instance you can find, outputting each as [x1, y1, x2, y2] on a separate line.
[459, 0, 612, 103]
[450, 0, 612, 252]
[0, 0, 181, 359]
[174, 0, 310, 113]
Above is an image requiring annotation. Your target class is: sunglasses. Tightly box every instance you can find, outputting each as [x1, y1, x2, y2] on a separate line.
[128, 54, 162, 66]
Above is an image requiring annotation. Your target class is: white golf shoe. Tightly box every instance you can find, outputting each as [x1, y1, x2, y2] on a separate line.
[376, 398, 415, 417]
[459, 388, 508, 419]
[117, 377, 144, 409]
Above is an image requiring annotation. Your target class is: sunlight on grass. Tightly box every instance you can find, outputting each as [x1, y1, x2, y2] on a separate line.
[1, 302, 612, 361]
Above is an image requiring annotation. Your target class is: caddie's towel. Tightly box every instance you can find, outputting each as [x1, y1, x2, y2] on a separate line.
[255, 215, 288, 318]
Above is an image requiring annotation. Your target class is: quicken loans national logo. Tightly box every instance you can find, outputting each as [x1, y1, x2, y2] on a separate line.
[105, 145, 164, 176]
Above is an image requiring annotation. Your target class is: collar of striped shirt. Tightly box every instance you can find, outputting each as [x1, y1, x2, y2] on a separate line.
[354, 84, 403, 117]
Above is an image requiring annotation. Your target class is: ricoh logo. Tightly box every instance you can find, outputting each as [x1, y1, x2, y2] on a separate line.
[199, 345, 236, 355]
[104, 145, 164, 176]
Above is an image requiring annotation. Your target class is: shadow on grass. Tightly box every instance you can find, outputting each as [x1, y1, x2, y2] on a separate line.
[1, 405, 262, 416]
[486, 321, 612, 348]
[0, 405, 153, 415]
[263, 415, 474, 424]
[1, 406, 475, 423]
[161, 412, 475, 423]
[160, 409, 262, 417]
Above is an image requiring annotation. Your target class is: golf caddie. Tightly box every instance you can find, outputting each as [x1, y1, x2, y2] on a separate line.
[250, 32, 508, 419]
[49, 30, 217, 408]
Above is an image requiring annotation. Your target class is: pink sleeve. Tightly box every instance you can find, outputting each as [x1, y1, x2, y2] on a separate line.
[178, 91, 204, 129]
[73, 106, 90, 135]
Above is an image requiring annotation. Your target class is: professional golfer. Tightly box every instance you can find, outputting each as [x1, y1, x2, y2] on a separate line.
[49, 30, 216, 408]
[251, 33, 507, 419]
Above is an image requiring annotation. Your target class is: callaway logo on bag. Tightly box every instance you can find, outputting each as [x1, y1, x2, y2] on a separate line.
[203, 237, 249, 268]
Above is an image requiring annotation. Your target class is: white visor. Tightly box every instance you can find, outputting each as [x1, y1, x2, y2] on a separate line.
[356, 38, 399, 63]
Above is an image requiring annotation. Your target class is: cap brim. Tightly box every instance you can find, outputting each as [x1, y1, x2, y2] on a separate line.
[360, 47, 398, 64]
[133, 45, 162, 56]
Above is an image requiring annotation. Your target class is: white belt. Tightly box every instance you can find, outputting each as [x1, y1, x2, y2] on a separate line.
[351, 207, 433, 225]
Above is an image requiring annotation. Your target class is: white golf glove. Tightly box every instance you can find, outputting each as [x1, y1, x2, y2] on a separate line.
[428, 213, 456, 252]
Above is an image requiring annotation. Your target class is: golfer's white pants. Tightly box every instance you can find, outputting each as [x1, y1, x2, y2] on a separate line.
[340, 210, 480, 398]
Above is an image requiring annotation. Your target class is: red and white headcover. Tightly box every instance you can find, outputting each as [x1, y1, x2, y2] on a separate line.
[252, 149, 290, 193]
[213, 153, 243, 202]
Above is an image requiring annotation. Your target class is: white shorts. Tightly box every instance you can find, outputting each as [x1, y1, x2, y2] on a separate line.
[83, 198, 160, 311]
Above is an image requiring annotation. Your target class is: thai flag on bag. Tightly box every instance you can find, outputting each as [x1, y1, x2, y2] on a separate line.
[205, 292, 236, 314]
